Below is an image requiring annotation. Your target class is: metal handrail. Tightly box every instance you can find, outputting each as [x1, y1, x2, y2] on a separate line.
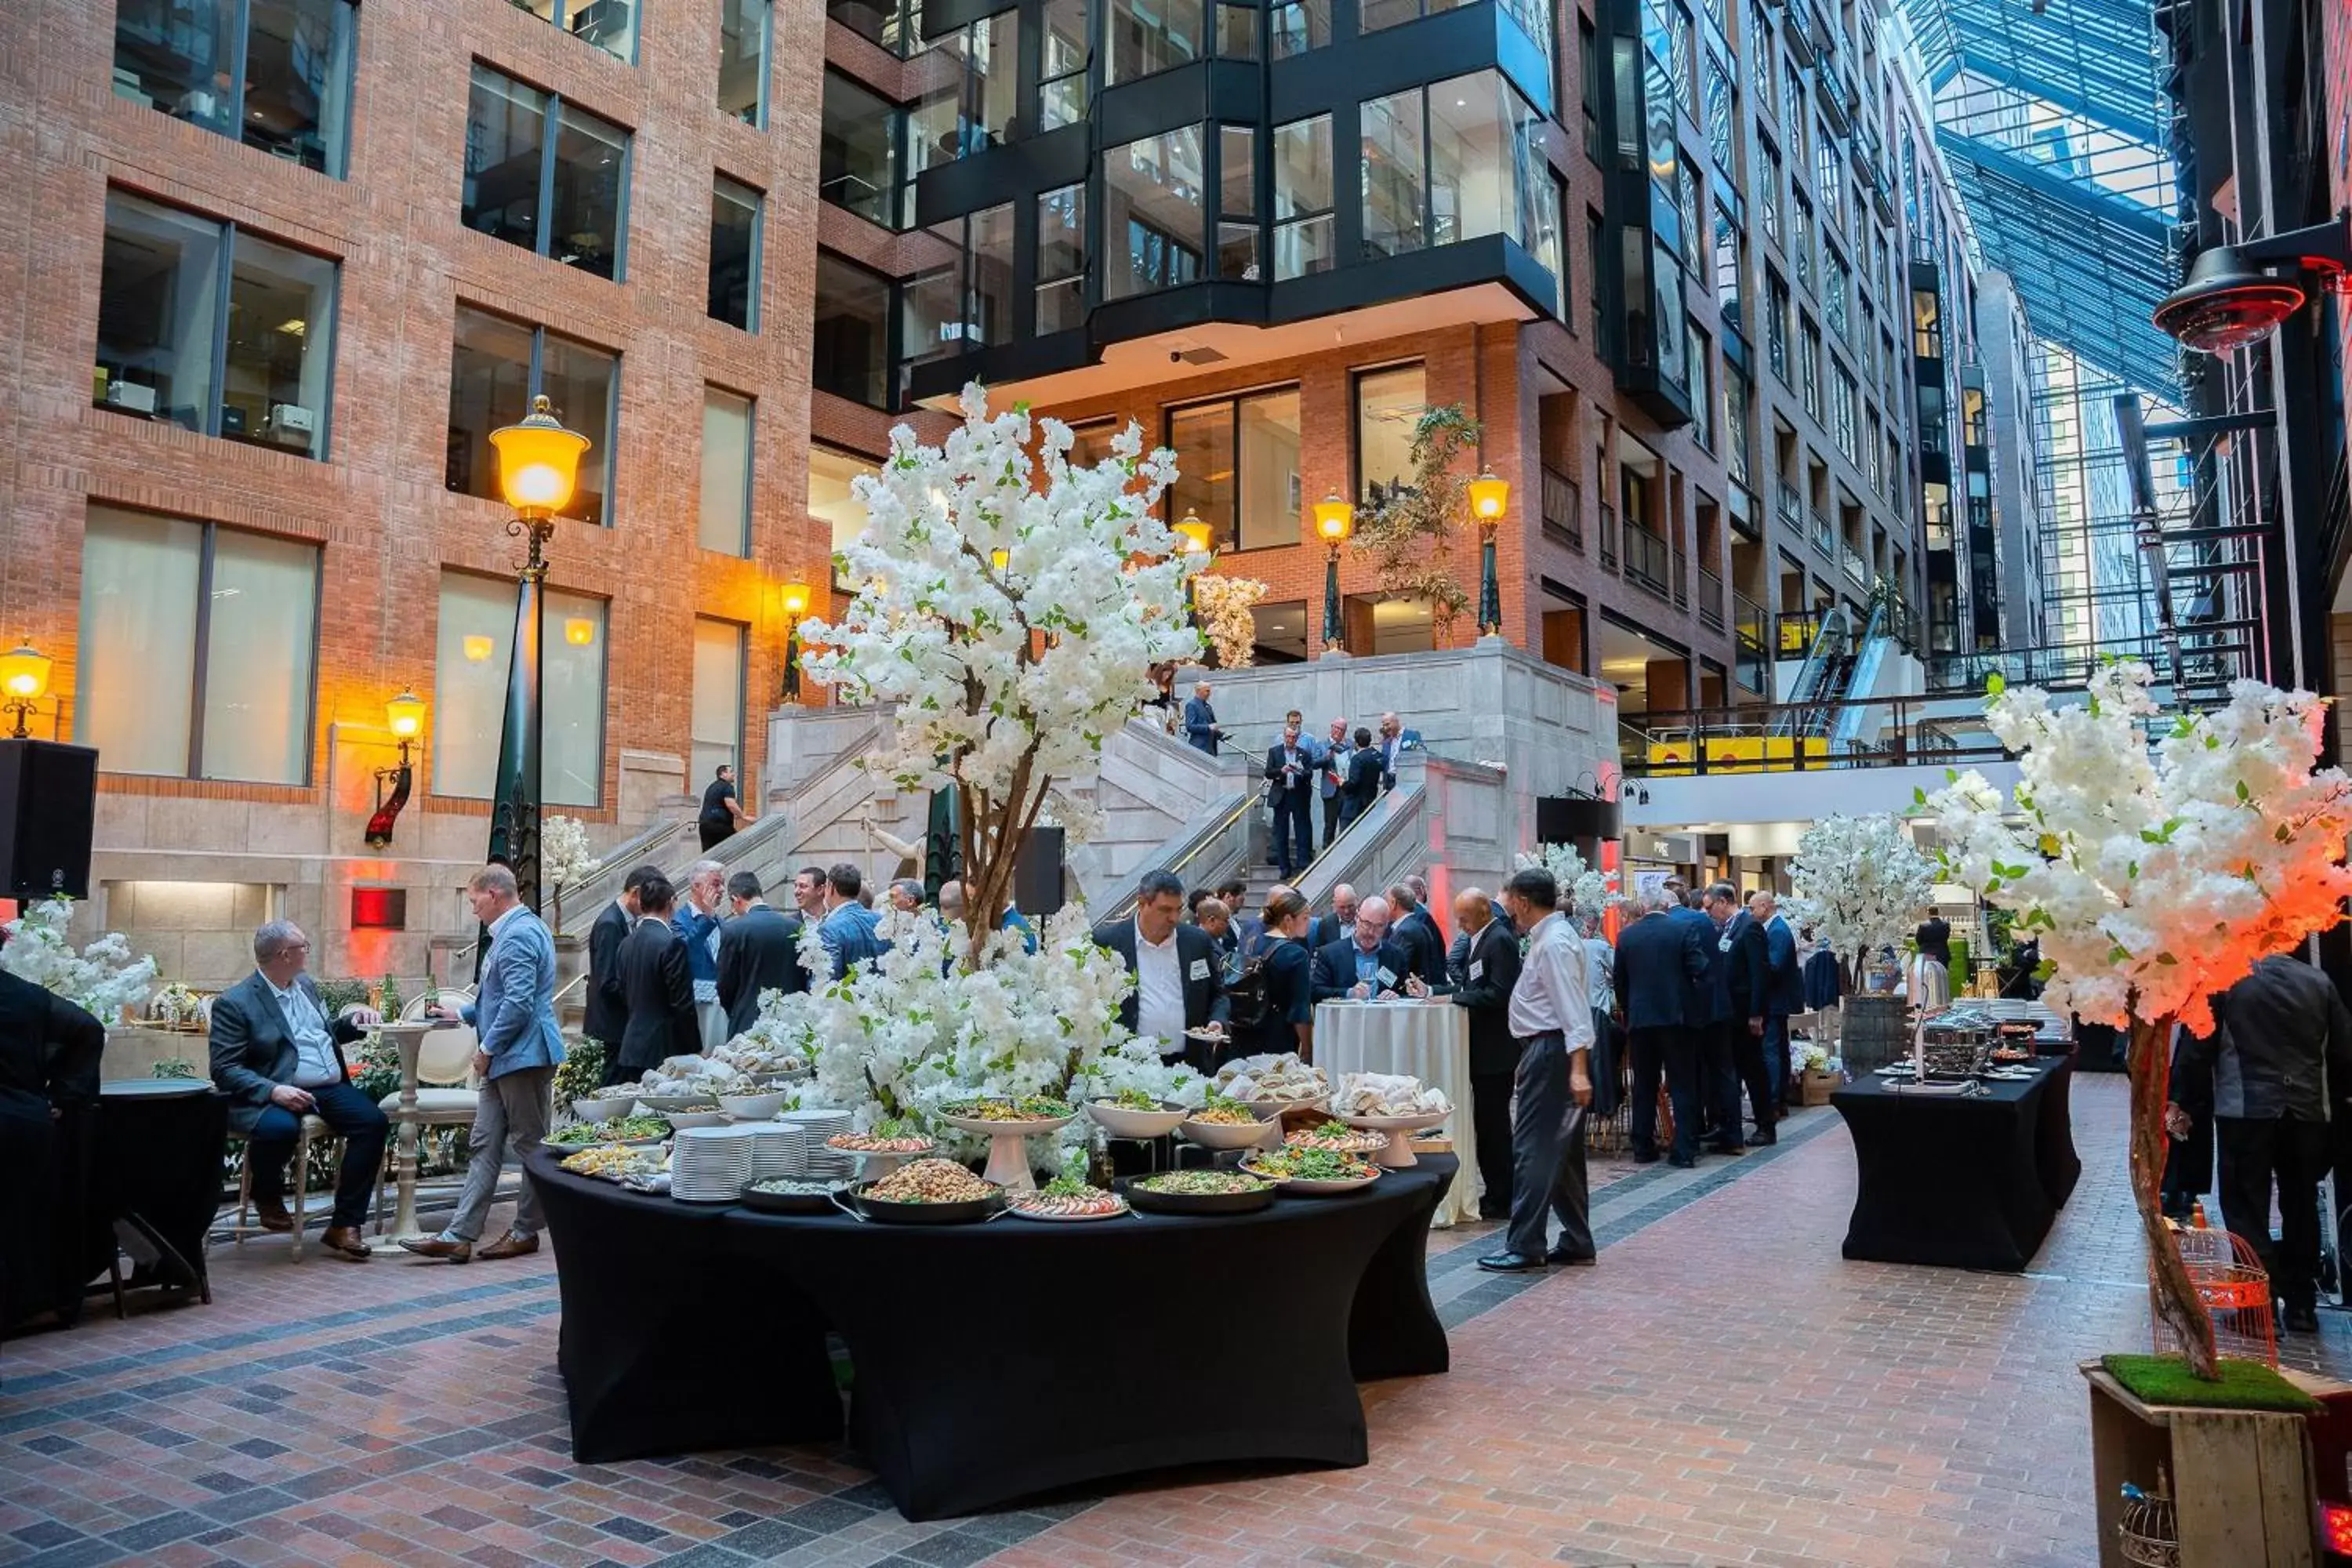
[1094, 789, 1258, 925]
[1626, 693, 2017, 777]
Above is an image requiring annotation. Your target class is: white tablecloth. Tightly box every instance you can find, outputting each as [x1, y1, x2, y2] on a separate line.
[1315, 1000, 1481, 1226]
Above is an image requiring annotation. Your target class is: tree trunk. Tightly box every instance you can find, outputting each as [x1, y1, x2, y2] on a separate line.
[2128, 1011, 2219, 1378]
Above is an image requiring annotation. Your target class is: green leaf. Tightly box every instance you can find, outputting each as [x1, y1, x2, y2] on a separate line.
[2128, 862, 2139, 879]
[2033, 959, 2058, 982]
[2156, 952, 2179, 965]
[2236, 779, 2251, 803]
[2205, 734, 2220, 750]
[1912, 786, 1928, 808]
[1984, 672, 2005, 697]
[2107, 943, 2132, 964]
[1946, 768, 1959, 782]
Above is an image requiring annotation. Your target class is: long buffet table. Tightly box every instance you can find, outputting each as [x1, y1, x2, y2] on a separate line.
[527, 1149, 1454, 1519]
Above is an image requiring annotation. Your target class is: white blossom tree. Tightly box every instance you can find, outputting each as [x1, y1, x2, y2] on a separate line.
[2, 898, 156, 1022]
[1514, 843, 1621, 918]
[1788, 812, 1937, 986]
[541, 815, 602, 935]
[1923, 662, 2352, 1378]
[800, 386, 1204, 960]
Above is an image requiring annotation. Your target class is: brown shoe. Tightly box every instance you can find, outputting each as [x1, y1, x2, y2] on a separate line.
[253, 1196, 294, 1233]
[476, 1232, 539, 1261]
[319, 1227, 372, 1261]
[397, 1235, 472, 1263]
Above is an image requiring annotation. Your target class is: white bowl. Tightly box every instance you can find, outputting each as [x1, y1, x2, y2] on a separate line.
[572, 1094, 632, 1123]
[1339, 1108, 1451, 1134]
[717, 1091, 786, 1120]
[639, 1093, 717, 1113]
[662, 1109, 731, 1129]
[938, 1112, 1076, 1139]
[1085, 1099, 1190, 1139]
[1178, 1115, 1276, 1151]
[1241, 1156, 1382, 1194]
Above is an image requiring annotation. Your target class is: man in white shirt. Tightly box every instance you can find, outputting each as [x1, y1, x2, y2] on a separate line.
[1091, 869, 1227, 1065]
[1480, 866, 1599, 1273]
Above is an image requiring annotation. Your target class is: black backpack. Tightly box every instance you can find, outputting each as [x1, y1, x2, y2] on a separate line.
[1225, 933, 1280, 1029]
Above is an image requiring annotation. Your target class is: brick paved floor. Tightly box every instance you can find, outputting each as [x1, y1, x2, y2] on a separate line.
[4, 1072, 2344, 1568]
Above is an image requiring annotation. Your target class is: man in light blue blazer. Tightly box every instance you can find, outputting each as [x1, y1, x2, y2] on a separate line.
[403, 862, 567, 1264]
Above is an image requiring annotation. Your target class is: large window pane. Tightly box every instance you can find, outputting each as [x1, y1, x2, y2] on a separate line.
[820, 72, 898, 226]
[95, 192, 221, 434]
[1428, 73, 1507, 246]
[1269, 0, 1327, 53]
[971, 203, 1015, 346]
[1218, 125, 1258, 280]
[552, 100, 627, 279]
[814, 252, 891, 407]
[538, 332, 616, 525]
[1356, 364, 1424, 505]
[1167, 404, 1235, 548]
[1271, 114, 1334, 279]
[113, 0, 354, 176]
[434, 573, 604, 805]
[710, 175, 761, 329]
[719, 0, 771, 123]
[1036, 184, 1086, 333]
[1041, 0, 1090, 127]
[223, 231, 336, 457]
[968, 12, 1018, 146]
[515, 0, 636, 60]
[1236, 390, 1301, 550]
[78, 507, 201, 777]
[203, 528, 316, 783]
[1361, 88, 1425, 257]
[463, 66, 547, 252]
[1102, 127, 1206, 299]
[446, 306, 535, 504]
[811, 445, 880, 585]
[700, 388, 753, 556]
[1109, 0, 1204, 82]
[691, 619, 746, 785]
[111, 0, 237, 140]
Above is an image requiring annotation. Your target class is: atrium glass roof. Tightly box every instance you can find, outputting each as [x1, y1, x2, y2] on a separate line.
[1894, 0, 2181, 398]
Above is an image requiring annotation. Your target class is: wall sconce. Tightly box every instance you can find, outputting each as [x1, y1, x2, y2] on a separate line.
[0, 638, 53, 739]
[366, 688, 426, 849]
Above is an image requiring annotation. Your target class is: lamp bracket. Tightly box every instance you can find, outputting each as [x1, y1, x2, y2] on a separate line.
[2237, 212, 2352, 276]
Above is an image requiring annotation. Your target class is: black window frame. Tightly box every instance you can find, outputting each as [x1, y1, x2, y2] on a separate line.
[1162, 383, 1305, 554]
[710, 172, 764, 332]
[111, 0, 360, 177]
[445, 303, 622, 527]
[462, 60, 633, 281]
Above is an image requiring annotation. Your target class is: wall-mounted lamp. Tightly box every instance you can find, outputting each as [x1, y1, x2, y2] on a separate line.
[366, 688, 426, 849]
[0, 638, 53, 739]
[2153, 213, 2351, 354]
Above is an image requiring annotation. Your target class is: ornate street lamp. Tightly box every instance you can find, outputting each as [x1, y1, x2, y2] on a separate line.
[1311, 492, 1354, 653]
[0, 639, 52, 739]
[367, 689, 428, 849]
[485, 394, 590, 913]
[1467, 468, 1510, 637]
[779, 579, 811, 702]
[1174, 509, 1212, 632]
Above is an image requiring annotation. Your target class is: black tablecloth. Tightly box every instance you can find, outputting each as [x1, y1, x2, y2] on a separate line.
[1831, 1059, 2078, 1272]
[528, 1149, 1452, 1519]
[93, 1084, 227, 1295]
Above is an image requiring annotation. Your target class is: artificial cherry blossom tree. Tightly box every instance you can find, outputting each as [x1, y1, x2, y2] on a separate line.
[1924, 662, 2352, 1377]
[1788, 812, 1937, 986]
[2, 898, 156, 1022]
[1192, 572, 1269, 669]
[1515, 843, 1621, 919]
[800, 385, 1205, 960]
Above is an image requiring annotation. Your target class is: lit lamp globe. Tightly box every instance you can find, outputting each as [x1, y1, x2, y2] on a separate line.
[780, 580, 812, 618]
[384, 689, 427, 741]
[1312, 492, 1355, 545]
[0, 640, 51, 702]
[1173, 511, 1214, 558]
[489, 394, 590, 517]
[1467, 469, 1510, 525]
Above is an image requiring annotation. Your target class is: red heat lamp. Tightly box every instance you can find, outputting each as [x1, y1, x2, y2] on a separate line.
[2153, 214, 2351, 355]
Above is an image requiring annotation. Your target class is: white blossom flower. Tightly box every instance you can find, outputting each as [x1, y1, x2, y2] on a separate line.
[2, 898, 156, 1022]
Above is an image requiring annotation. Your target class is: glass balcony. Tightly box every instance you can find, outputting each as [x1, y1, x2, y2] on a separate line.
[1699, 566, 1726, 630]
[1541, 466, 1584, 553]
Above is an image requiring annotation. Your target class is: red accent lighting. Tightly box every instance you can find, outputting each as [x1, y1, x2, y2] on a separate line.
[350, 887, 407, 931]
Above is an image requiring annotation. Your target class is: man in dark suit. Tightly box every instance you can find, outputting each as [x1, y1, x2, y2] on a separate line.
[1671, 880, 1744, 1153]
[1341, 727, 1384, 828]
[616, 877, 699, 1076]
[1311, 894, 1422, 1002]
[1614, 891, 1711, 1167]
[1305, 884, 1359, 952]
[1385, 881, 1446, 987]
[1182, 681, 1223, 755]
[1264, 720, 1316, 877]
[587, 862, 661, 1086]
[1754, 891, 1803, 1107]
[1093, 869, 1228, 1067]
[1705, 881, 1776, 1145]
[1316, 717, 1352, 844]
[0, 962, 105, 1330]
[717, 870, 805, 1039]
[1445, 887, 1523, 1220]
[1374, 712, 1414, 792]
[208, 920, 387, 1260]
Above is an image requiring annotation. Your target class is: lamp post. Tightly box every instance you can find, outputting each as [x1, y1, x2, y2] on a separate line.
[0, 639, 52, 739]
[1174, 509, 1213, 634]
[1467, 467, 1510, 638]
[779, 579, 811, 702]
[1311, 492, 1354, 654]
[485, 394, 590, 914]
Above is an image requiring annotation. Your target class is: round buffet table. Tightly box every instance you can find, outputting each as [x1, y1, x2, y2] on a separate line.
[526, 1148, 1454, 1520]
[1314, 1000, 1481, 1225]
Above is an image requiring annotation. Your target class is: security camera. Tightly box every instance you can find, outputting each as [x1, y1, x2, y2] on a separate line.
[2153, 214, 2350, 354]
[1170, 350, 1184, 363]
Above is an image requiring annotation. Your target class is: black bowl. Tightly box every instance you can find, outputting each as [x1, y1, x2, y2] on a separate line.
[739, 1181, 844, 1214]
[851, 1183, 1005, 1225]
[1118, 1174, 1278, 1215]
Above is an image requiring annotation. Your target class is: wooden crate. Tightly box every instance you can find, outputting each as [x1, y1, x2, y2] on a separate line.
[2081, 1360, 2316, 1567]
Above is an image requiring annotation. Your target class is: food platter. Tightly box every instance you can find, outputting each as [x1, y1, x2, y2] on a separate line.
[1283, 1119, 1391, 1156]
[1119, 1170, 1277, 1215]
[1005, 1178, 1129, 1222]
[845, 1158, 1007, 1224]
[1176, 1102, 1276, 1151]
[846, 1184, 1007, 1225]
[1083, 1094, 1191, 1140]
[1338, 1108, 1453, 1167]
[738, 1177, 846, 1214]
[937, 1097, 1076, 1192]
[1241, 1148, 1382, 1195]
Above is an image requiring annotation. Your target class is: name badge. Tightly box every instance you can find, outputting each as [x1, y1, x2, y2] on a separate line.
[1376, 965, 1396, 986]
[1718, 935, 1733, 953]
[1188, 957, 1210, 981]
[1469, 960, 1485, 980]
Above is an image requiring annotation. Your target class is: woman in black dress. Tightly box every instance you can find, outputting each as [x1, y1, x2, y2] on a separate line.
[1225, 888, 1316, 1065]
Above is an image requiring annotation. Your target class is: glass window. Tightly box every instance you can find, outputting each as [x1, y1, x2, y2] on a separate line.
[1271, 115, 1334, 280]
[434, 572, 607, 806]
[967, 11, 1018, 146]
[710, 175, 761, 330]
[813, 251, 892, 408]
[511, 0, 637, 60]
[700, 388, 753, 556]
[1689, 321, 1714, 451]
[810, 444, 881, 585]
[1036, 184, 1087, 333]
[1704, 55, 1734, 177]
[1799, 319, 1820, 418]
[1724, 360, 1751, 485]
[94, 190, 337, 459]
[1755, 136, 1780, 243]
[1271, 0, 1328, 56]
[1356, 364, 1425, 506]
[446, 305, 616, 525]
[1833, 370, 1857, 461]
[1712, 200, 1740, 328]
[719, 0, 771, 123]
[463, 64, 630, 280]
[1218, 125, 1258, 281]
[1791, 194, 1811, 292]
[691, 619, 746, 784]
[1167, 388, 1301, 552]
[819, 71, 899, 227]
[1167, 403, 1233, 546]
[113, 0, 356, 176]
[1362, 0, 1465, 31]
[1102, 126, 1206, 299]
[827, 0, 924, 54]
[1109, 0, 1203, 82]
[1579, 16, 1601, 161]
[1042, 0, 1089, 127]
[78, 504, 318, 784]
[1765, 269, 1788, 379]
[1362, 87, 1425, 258]
[970, 202, 1015, 345]
[1363, 74, 1552, 265]
[1218, 0, 1258, 55]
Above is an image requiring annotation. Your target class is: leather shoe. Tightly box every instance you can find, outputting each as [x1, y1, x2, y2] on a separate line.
[1751, 1127, 1778, 1146]
[252, 1196, 293, 1233]
[1632, 1149, 1661, 1165]
[2285, 1302, 2320, 1334]
[397, 1235, 473, 1264]
[1476, 1250, 1547, 1273]
[318, 1227, 372, 1261]
[1668, 1153, 1697, 1169]
[1704, 1139, 1745, 1156]
[1544, 1244, 1595, 1265]
[477, 1231, 539, 1261]
[1477, 1203, 1512, 1221]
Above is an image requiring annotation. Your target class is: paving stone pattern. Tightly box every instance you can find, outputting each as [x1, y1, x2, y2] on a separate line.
[3, 1076, 2343, 1567]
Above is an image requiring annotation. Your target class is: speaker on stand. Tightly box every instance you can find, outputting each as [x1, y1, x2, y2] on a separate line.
[0, 739, 98, 902]
[1012, 826, 1065, 919]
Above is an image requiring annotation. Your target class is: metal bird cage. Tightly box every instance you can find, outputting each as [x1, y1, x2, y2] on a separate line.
[2117, 1470, 2180, 1567]
[2151, 1227, 2278, 1367]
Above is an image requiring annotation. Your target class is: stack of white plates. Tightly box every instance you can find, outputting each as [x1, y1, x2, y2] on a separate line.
[781, 1107, 855, 1181]
[746, 1121, 804, 1181]
[671, 1124, 758, 1203]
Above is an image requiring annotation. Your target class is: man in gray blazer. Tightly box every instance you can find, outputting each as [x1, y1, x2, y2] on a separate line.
[402, 864, 568, 1263]
[208, 920, 387, 1261]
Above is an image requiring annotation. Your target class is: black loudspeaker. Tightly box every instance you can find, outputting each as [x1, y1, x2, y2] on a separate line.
[1537, 795, 1620, 845]
[1013, 826, 1065, 918]
[0, 739, 98, 900]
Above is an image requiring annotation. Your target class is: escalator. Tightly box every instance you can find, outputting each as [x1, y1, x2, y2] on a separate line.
[1770, 599, 1899, 756]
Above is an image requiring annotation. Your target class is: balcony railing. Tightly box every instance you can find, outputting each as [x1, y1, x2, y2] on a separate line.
[1810, 508, 1835, 556]
[1733, 593, 1771, 693]
[1671, 548, 1690, 610]
[1624, 693, 2014, 777]
[1623, 521, 1671, 597]
[1840, 539, 1868, 586]
[1776, 480, 1802, 529]
[1698, 567, 1726, 631]
[1781, 0, 1817, 64]
[1599, 503, 1620, 570]
[1541, 466, 1584, 554]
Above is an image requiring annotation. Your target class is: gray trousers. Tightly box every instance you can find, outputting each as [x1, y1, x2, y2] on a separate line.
[1506, 1030, 1592, 1261]
[698, 1000, 728, 1054]
[448, 1066, 555, 1242]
